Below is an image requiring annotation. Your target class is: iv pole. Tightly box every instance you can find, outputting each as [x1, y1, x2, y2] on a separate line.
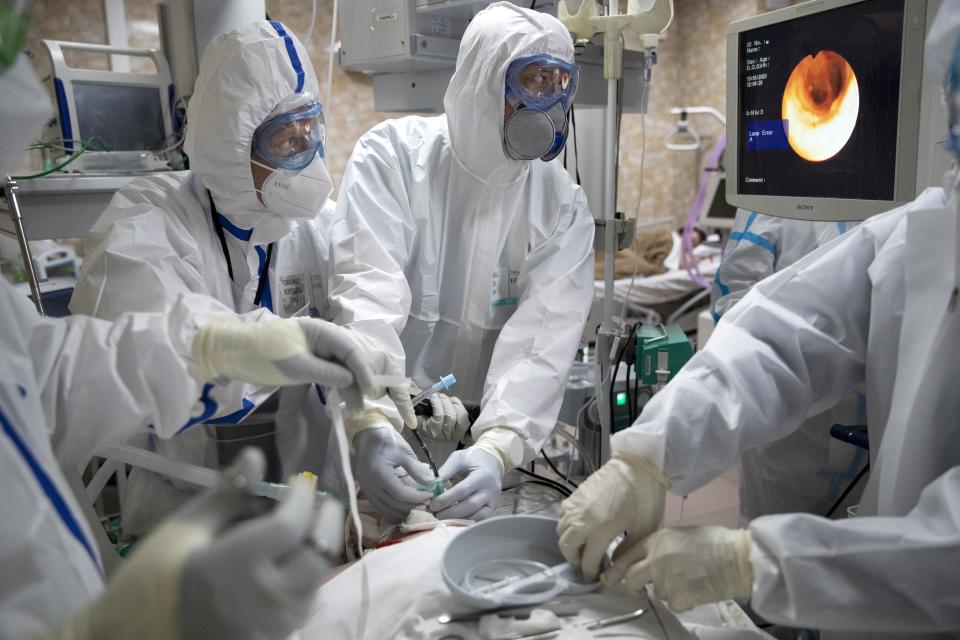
[3, 178, 45, 316]
[559, 0, 673, 467]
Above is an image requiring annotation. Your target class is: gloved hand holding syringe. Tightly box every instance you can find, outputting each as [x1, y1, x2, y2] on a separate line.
[410, 373, 457, 406]
[368, 372, 459, 496]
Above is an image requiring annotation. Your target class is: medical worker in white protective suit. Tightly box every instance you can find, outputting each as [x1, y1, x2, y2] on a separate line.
[334, 2, 594, 520]
[71, 21, 430, 529]
[0, 23, 383, 637]
[712, 211, 867, 522]
[558, 8, 960, 636]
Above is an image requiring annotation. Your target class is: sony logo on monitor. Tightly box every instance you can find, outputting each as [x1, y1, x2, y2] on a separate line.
[797, 204, 814, 211]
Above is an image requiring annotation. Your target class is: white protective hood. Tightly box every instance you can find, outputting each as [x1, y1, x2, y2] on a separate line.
[443, 2, 575, 181]
[923, 1, 960, 82]
[183, 20, 321, 244]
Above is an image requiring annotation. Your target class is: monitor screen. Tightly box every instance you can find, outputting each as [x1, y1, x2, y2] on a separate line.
[737, 0, 904, 201]
[705, 177, 737, 220]
[73, 82, 166, 151]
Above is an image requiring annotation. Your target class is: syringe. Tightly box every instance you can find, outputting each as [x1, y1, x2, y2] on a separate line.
[410, 373, 457, 406]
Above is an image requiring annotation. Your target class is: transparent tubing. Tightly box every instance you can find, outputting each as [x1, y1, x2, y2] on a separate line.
[99, 443, 289, 499]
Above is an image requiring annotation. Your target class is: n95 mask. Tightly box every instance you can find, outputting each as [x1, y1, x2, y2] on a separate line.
[253, 153, 333, 220]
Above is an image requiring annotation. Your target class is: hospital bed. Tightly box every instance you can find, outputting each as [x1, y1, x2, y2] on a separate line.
[590, 251, 721, 335]
[296, 525, 769, 640]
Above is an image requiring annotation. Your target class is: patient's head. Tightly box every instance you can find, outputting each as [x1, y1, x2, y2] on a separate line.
[690, 228, 706, 247]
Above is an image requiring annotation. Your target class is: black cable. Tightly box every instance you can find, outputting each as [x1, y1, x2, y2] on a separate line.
[529, 0, 536, 8]
[627, 330, 640, 424]
[503, 478, 570, 498]
[825, 464, 869, 518]
[514, 468, 572, 497]
[625, 354, 634, 423]
[608, 357, 621, 451]
[608, 322, 639, 436]
[540, 448, 578, 488]
[408, 427, 439, 477]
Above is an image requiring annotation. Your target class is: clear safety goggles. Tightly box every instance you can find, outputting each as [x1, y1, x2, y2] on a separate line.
[505, 54, 579, 110]
[0, 0, 31, 70]
[252, 100, 326, 172]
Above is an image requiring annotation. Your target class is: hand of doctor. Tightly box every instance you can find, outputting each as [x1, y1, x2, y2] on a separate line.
[55, 448, 328, 640]
[557, 452, 668, 582]
[608, 526, 754, 613]
[430, 446, 503, 521]
[353, 426, 435, 522]
[193, 317, 414, 423]
[416, 393, 470, 442]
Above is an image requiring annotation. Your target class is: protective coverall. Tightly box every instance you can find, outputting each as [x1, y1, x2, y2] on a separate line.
[0, 274, 204, 635]
[612, 183, 960, 636]
[70, 21, 409, 532]
[333, 2, 595, 478]
[711, 210, 866, 521]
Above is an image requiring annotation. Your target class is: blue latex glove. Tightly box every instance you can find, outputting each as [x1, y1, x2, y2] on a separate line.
[430, 447, 503, 520]
[353, 426, 435, 522]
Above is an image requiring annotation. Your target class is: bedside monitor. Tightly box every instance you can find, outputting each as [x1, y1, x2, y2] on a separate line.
[43, 40, 174, 154]
[72, 82, 167, 152]
[700, 173, 739, 230]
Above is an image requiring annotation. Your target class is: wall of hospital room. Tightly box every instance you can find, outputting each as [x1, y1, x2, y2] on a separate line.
[618, 0, 771, 224]
[25, 0, 778, 228]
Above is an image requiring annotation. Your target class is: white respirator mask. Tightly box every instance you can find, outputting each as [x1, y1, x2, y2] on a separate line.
[253, 153, 333, 220]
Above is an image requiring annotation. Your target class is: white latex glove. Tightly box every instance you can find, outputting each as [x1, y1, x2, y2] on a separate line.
[340, 346, 416, 429]
[614, 526, 754, 613]
[353, 426, 435, 522]
[430, 446, 503, 520]
[557, 452, 668, 582]
[193, 317, 414, 423]
[417, 393, 470, 441]
[53, 449, 328, 640]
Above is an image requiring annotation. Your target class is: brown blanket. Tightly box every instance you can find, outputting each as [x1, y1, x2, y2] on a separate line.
[594, 226, 674, 279]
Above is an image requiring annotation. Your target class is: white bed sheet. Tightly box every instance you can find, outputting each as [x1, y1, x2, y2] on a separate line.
[298, 526, 769, 640]
[593, 256, 721, 309]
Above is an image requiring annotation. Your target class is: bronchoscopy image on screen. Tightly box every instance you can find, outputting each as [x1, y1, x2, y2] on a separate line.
[738, 0, 904, 200]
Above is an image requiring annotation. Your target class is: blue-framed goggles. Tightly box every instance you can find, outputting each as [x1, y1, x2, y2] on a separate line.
[252, 100, 325, 172]
[505, 54, 579, 111]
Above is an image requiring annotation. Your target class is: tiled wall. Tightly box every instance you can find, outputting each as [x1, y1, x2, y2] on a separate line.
[25, 0, 772, 223]
[617, 0, 767, 225]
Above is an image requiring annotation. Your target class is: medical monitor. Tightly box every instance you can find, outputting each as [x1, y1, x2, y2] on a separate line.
[72, 82, 167, 151]
[43, 40, 174, 154]
[726, 0, 929, 221]
[700, 174, 739, 231]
